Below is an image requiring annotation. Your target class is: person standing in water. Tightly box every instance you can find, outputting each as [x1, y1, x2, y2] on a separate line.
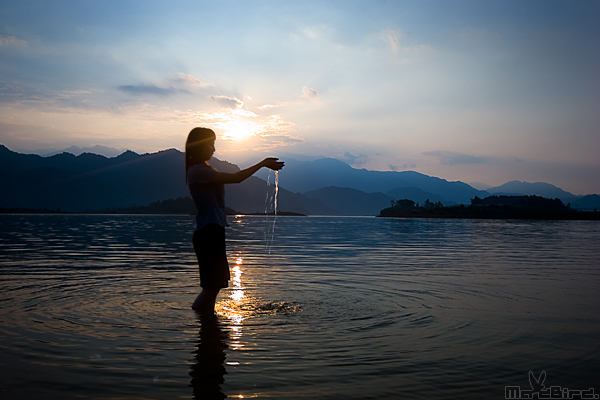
[185, 127, 284, 314]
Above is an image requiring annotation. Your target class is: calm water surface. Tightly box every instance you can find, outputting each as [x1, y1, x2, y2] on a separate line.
[0, 214, 599, 399]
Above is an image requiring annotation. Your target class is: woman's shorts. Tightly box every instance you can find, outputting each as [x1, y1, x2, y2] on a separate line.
[193, 224, 230, 289]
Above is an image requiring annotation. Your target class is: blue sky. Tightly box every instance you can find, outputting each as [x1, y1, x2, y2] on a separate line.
[1, 0, 599, 194]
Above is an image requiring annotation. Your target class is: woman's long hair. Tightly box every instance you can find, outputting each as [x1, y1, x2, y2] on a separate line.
[185, 127, 216, 185]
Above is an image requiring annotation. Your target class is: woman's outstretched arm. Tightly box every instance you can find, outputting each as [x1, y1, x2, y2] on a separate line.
[209, 158, 284, 184]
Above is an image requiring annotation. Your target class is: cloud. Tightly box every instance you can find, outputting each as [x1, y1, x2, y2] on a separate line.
[258, 104, 281, 110]
[389, 163, 416, 171]
[302, 86, 318, 101]
[382, 28, 402, 53]
[0, 35, 27, 47]
[0, 82, 97, 109]
[167, 107, 300, 149]
[119, 74, 210, 97]
[258, 86, 321, 110]
[381, 27, 432, 59]
[341, 152, 369, 167]
[254, 134, 304, 149]
[210, 95, 243, 109]
[301, 26, 323, 40]
[423, 151, 488, 166]
[173, 73, 211, 88]
[0, 82, 26, 101]
[385, 31, 401, 53]
[118, 83, 182, 96]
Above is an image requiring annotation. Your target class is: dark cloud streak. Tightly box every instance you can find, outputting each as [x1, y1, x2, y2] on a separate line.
[118, 84, 186, 97]
[424, 151, 488, 166]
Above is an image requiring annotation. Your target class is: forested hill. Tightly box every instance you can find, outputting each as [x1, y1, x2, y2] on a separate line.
[0, 145, 330, 214]
[1, 145, 189, 212]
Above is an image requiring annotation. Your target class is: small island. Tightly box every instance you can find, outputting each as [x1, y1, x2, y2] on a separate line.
[379, 195, 600, 220]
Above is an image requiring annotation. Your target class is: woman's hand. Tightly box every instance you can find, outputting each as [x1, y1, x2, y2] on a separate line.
[262, 158, 285, 171]
[210, 158, 284, 184]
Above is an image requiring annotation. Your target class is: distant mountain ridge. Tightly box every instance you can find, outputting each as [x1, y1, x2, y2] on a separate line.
[255, 158, 597, 210]
[486, 180, 576, 200]
[1, 144, 598, 214]
[0, 145, 188, 212]
[0, 144, 330, 214]
[42, 145, 125, 158]
[570, 194, 600, 211]
[257, 157, 490, 204]
[304, 187, 396, 216]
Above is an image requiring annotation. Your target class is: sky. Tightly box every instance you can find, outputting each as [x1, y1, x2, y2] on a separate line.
[1, 0, 599, 195]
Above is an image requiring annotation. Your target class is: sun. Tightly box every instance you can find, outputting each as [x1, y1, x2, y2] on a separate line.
[220, 120, 256, 141]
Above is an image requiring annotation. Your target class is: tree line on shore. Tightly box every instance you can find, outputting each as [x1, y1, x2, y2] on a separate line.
[379, 195, 599, 220]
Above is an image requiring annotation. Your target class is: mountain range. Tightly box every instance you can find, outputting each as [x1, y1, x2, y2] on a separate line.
[42, 145, 124, 158]
[1, 144, 598, 214]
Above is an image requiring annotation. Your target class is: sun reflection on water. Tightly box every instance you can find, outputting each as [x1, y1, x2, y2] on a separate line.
[230, 257, 246, 302]
[215, 251, 301, 347]
[216, 252, 248, 351]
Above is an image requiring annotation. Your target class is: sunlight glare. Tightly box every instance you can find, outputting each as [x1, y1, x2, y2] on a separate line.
[215, 251, 248, 351]
[219, 120, 257, 141]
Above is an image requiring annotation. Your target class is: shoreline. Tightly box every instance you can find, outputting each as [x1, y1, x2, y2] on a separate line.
[0, 208, 306, 217]
[377, 210, 600, 221]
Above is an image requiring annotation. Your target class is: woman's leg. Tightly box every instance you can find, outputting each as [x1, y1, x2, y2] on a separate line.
[192, 288, 220, 313]
[192, 225, 229, 314]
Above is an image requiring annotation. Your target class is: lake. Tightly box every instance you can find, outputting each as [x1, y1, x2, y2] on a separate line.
[0, 214, 599, 399]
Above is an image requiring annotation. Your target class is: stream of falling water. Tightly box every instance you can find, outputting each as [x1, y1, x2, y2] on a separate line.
[264, 170, 279, 253]
[273, 170, 279, 214]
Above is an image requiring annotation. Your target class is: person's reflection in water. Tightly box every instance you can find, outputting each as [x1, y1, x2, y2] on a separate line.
[189, 314, 229, 400]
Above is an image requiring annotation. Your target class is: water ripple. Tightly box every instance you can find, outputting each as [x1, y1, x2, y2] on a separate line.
[1, 215, 599, 399]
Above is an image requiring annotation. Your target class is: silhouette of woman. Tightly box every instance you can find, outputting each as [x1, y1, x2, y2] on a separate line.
[185, 127, 284, 314]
